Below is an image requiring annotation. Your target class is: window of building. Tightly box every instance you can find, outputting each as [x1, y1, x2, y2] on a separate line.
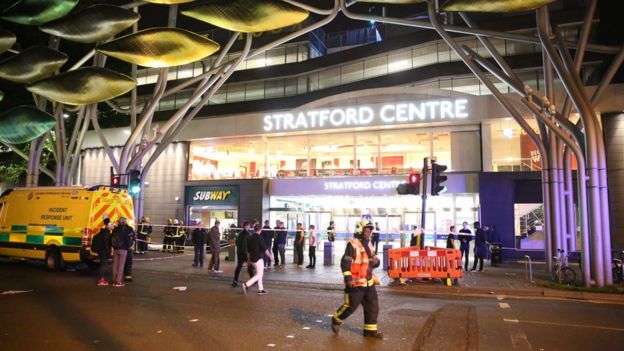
[189, 138, 265, 180]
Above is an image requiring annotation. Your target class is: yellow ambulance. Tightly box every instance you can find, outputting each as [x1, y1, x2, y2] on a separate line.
[0, 186, 135, 270]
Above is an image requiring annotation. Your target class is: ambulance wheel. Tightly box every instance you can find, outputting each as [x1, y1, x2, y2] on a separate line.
[45, 247, 64, 272]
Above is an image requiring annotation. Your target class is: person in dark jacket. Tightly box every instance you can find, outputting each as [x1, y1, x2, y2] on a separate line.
[208, 220, 223, 273]
[123, 220, 136, 282]
[232, 221, 254, 287]
[458, 221, 472, 270]
[241, 223, 274, 295]
[372, 222, 381, 255]
[272, 220, 280, 267]
[276, 221, 287, 268]
[410, 226, 419, 247]
[111, 217, 134, 287]
[137, 216, 152, 254]
[471, 221, 486, 272]
[261, 219, 273, 269]
[295, 222, 305, 267]
[94, 217, 113, 286]
[191, 223, 208, 267]
[446, 225, 457, 249]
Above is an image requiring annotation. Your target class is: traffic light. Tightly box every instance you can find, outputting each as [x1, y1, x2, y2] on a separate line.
[430, 161, 448, 195]
[397, 173, 420, 195]
[128, 169, 141, 195]
[111, 174, 121, 187]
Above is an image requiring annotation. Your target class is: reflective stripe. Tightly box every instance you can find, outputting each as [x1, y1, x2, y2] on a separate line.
[364, 324, 377, 331]
[343, 271, 352, 276]
[368, 279, 376, 286]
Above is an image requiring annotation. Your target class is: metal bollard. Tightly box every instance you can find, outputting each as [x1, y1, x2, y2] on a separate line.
[524, 255, 535, 284]
[324, 241, 334, 266]
[382, 244, 393, 271]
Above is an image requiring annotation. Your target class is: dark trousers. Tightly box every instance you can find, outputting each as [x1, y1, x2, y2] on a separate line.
[194, 244, 205, 266]
[295, 244, 304, 265]
[272, 242, 280, 265]
[264, 240, 273, 267]
[233, 252, 254, 283]
[472, 247, 485, 271]
[308, 246, 316, 267]
[138, 234, 148, 252]
[278, 244, 286, 265]
[98, 251, 109, 281]
[124, 249, 133, 277]
[460, 243, 470, 270]
[333, 286, 379, 331]
[162, 236, 173, 251]
[372, 238, 380, 255]
[209, 244, 220, 270]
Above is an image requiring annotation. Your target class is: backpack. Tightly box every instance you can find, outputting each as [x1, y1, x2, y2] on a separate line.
[111, 231, 122, 249]
[91, 232, 102, 252]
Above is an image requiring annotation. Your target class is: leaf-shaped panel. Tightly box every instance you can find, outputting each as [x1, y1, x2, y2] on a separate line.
[97, 27, 220, 68]
[1, 0, 79, 26]
[0, 105, 56, 144]
[0, 46, 68, 84]
[27, 67, 136, 106]
[442, 0, 556, 13]
[181, 0, 309, 33]
[39, 5, 141, 44]
[0, 30, 16, 54]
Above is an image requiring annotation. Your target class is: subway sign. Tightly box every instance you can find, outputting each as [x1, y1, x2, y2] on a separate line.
[263, 99, 469, 132]
[185, 185, 239, 206]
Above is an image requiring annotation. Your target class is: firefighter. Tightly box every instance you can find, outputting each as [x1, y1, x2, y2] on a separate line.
[175, 220, 187, 253]
[331, 222, 383, 339]
[162, 219, 174, 253]
[137, 216, 152, 254]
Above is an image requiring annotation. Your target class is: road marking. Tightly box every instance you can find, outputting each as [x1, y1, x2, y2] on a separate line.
[302, 327, 311, 330]
[286, 335, 295, 339]
[504, 318, 519, 323]
[189, 319, 199, 323]
[499, 302, 511, 309]
[516, 320, 624, 332]
[267, 344, 276, 347]
[497, 296, 505, 300]
[1, 290, 34, 295]
[510, 329, 533, 350]
[316, 320, 323, 323]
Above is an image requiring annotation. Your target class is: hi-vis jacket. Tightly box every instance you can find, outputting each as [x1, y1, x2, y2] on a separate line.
[341, 238, 381, 287]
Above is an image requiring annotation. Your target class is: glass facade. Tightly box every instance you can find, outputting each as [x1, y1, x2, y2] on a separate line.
[188, 126, 479, 181]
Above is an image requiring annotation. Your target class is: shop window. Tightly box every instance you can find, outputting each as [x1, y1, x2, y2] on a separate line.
[189, 139, 264, 180]
[379, 131, 431, 174]
[308, 133, 355, 177]
[267, 136, 310, 178]
[488, 118, 540, 172]
[433, 132, 451, 170]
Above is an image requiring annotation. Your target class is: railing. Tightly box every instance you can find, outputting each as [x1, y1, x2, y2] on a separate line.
[524, 255, 535, 284]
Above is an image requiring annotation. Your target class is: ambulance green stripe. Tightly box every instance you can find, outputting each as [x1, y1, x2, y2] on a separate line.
[26, 235, 44, 244]
[11, 225, 27, 233]
[63, 237, 82, 246]
[45, 226, 64, 235]
[0, 233, 9, 241]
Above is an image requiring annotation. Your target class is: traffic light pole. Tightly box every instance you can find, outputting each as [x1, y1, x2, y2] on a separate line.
[420, 157, 429, 249]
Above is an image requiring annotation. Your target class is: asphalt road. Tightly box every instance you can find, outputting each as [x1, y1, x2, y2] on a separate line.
[1, 259, 623, 351]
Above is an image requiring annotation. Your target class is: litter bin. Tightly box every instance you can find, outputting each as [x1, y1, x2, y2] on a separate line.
[324, 241, 334, 266]
[490, 242, 502, 265]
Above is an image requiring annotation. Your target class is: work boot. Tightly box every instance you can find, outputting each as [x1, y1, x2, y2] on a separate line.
[363, 330, 383, 339]
[331, 323, 340, 335]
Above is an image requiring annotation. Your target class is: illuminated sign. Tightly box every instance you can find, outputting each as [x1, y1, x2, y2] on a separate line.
[263, 99, 469, 132]
[185, 185, 239, 206]
[323, 180, 403, 191]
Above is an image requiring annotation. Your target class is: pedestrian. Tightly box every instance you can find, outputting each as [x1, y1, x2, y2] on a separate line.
[372, 222, 381, 255]
[92, 217, 113, 286]
[241, 223, 274, 295]
[137, 216, 152, 254]
[471, 221, 486, 272]
[458, 221, 472, 270]
[306, 224, 317, 269]
[111, 217, 133, 287]
[410, 225, 419, 247]
[276, 221, 287, 268]
[295, 222, 305, 267]
[483, 224, 491, 260]
[191, 222, 207, 267]
[261, 219, 273, 269]
[272, 220, 280, 267]
[327, 221, 336, 242]
[123, 220, 136, 282]
[331, 222, 383, 339]
[232, 221, 254, 287]
[162, 219, 174, 253]
[446, 225, 457, 249]
[208, 220, 223, 273]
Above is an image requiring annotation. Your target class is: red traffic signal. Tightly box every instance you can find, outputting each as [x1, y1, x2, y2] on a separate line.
[111, 175, 121, 187]
[408, 173, 421, 186]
